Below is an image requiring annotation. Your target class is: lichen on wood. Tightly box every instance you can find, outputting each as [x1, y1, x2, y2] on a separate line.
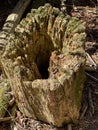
[1, 4, 86, 127]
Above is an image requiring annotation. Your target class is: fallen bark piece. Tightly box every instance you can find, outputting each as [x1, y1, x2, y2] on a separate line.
[1, 4, 86, 127]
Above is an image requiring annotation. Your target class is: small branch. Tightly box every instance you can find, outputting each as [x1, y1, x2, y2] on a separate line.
[86, 52, 97, 67]
[0, 116, 13, 122]
[85, 72, 98, 82]
[80, 105, 88, 119]
[86, 52, 97, 71]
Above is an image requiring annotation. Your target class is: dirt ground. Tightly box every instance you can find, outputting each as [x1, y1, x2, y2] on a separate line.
[0, 1, 98, 130]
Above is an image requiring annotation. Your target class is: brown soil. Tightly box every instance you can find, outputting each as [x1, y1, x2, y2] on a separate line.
[0, 1, 98, 130]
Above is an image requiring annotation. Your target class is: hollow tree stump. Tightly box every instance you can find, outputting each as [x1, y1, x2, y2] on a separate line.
[1, 4, 86, 126]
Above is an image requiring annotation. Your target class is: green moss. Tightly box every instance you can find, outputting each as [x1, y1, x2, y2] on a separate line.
[66, 18, 85, 37]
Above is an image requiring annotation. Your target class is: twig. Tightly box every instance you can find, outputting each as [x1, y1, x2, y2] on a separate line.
[88, 88, 94, 115]
[86, 52, 97, 70]
[85, 72, 98, 82]
[0, 116, 13, 122]
[86, 52, 97, 67]
[80, 105, 88, 119]
[67, 124, 72, 130]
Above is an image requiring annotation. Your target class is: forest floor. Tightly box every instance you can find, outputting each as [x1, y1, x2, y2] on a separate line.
[0, 1, 98, 130]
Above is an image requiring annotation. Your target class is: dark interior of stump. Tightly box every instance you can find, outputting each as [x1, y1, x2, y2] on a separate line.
[30, 34, 55, 79]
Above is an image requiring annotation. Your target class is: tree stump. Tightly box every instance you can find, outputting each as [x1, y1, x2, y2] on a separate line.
[1, 4, 86, 127]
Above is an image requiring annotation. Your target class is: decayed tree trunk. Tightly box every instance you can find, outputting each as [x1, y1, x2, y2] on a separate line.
[1, 4, 86, 126]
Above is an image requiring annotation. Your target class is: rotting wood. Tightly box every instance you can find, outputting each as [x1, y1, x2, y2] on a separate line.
[0, 0, 31, 50]
[0, 4, 86, 127]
